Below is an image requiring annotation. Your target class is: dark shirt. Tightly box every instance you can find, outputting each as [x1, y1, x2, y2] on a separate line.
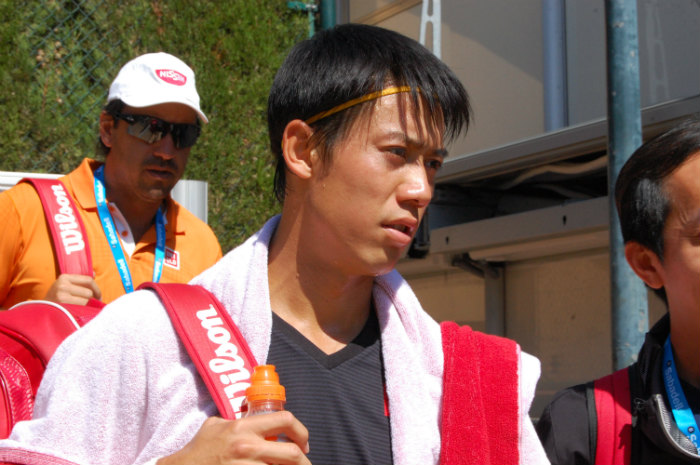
[267, 311, 393, 465]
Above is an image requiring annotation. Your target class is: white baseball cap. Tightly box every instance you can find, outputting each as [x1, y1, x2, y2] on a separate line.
[108, 52, 208, 123]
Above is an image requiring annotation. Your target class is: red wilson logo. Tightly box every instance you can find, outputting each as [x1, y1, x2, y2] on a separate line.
[156, 69, 187, 86]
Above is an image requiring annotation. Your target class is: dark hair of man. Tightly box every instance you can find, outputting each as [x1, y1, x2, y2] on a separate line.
[96, 99, 125, 156]
[267, 23, 472, 203]
[614, 118, 700, 302]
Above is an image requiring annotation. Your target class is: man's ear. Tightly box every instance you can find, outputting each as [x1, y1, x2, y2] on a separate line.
[99, 111, 115, 149]
[281, 119, 316, 180]
[624, 241, 664, 289]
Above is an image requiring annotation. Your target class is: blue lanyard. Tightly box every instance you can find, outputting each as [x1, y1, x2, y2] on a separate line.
[663, 337, 700, 450]
[93, 166, 166, 293]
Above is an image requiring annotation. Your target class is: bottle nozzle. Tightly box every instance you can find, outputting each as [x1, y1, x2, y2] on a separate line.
[245, 364, 286, 402]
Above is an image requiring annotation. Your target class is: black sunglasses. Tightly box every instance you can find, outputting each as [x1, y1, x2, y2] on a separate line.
[113, 112, 201, 149]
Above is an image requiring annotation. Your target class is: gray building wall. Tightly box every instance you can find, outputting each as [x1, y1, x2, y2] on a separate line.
[347, 0, 700, 413]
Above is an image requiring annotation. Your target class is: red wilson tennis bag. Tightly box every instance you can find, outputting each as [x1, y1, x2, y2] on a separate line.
[0, 178, 257, 438]
[0, 177, 100, 438]
[0, 300, 103, 438]
[0, 179, 256, 439]
[0, 283, 257, 439]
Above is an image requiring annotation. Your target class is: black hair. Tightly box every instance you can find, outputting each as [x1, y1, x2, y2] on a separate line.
[614, 118, 700, 302]
[96, 99, 125, 156]
[267, 23, 472, 203]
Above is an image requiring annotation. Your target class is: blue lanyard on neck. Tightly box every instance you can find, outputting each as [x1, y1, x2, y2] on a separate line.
[93, 165, 165, 293]
[663, 337, 700, 450]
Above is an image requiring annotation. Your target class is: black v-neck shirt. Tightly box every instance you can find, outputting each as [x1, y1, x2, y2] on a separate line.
[267, 311, 393, 465]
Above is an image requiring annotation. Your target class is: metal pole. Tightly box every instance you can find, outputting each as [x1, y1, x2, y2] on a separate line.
[320, 0, 336, 30]
[451, 255, 505, 337]
[604, 0, 648, 370]
[542, 0, 568, 132]
[484, 265, 505, 337]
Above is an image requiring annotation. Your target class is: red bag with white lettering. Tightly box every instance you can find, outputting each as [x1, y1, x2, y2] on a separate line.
[0, 179, 255, 439]
[0, 178, 100, 438]
[0, 178, 255, 438]
[0, 282, 256, 439]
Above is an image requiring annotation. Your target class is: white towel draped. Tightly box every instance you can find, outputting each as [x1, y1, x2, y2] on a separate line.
[0, 216, 547, 465]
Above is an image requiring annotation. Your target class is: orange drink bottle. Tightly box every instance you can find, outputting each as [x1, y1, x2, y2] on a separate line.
[243, 364, 286, 440]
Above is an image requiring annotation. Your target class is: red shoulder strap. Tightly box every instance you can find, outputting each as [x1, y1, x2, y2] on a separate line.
[139, 282, 257, 420]
[593, 367, 632, 465]
[439, 321, 519, 465]
[21, 178, 92, 276]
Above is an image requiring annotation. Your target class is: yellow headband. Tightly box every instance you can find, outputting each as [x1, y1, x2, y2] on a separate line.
[305, 86, 413, 125]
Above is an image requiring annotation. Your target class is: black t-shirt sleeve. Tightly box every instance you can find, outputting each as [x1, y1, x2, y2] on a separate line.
[536, 383, 594, 465]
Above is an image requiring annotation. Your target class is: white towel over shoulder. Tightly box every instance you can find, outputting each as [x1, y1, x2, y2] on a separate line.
[0, 216, 547, 465]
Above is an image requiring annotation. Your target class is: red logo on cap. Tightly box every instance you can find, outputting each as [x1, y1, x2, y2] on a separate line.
[156, 69, 187, 86]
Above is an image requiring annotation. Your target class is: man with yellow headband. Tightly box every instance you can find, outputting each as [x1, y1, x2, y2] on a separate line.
[0, 24, 548, 465]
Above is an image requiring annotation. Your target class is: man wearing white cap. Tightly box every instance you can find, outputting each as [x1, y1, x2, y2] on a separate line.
[0, 52, 222, 307]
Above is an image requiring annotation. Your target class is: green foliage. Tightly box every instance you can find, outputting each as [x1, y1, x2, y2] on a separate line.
[0, 0, 308, 251]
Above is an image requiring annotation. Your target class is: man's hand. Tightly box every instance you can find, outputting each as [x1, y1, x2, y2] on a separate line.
[44, 274, 102, 305]
[158, 412, 311, 465]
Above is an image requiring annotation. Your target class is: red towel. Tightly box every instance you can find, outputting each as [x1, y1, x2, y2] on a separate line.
[440, 321, 520, 465]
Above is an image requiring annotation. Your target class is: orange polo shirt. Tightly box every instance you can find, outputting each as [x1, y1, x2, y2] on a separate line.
[0, 159, 222, 307]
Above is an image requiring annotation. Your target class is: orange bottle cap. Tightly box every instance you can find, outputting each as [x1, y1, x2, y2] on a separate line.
[246, 364, 286, 402]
